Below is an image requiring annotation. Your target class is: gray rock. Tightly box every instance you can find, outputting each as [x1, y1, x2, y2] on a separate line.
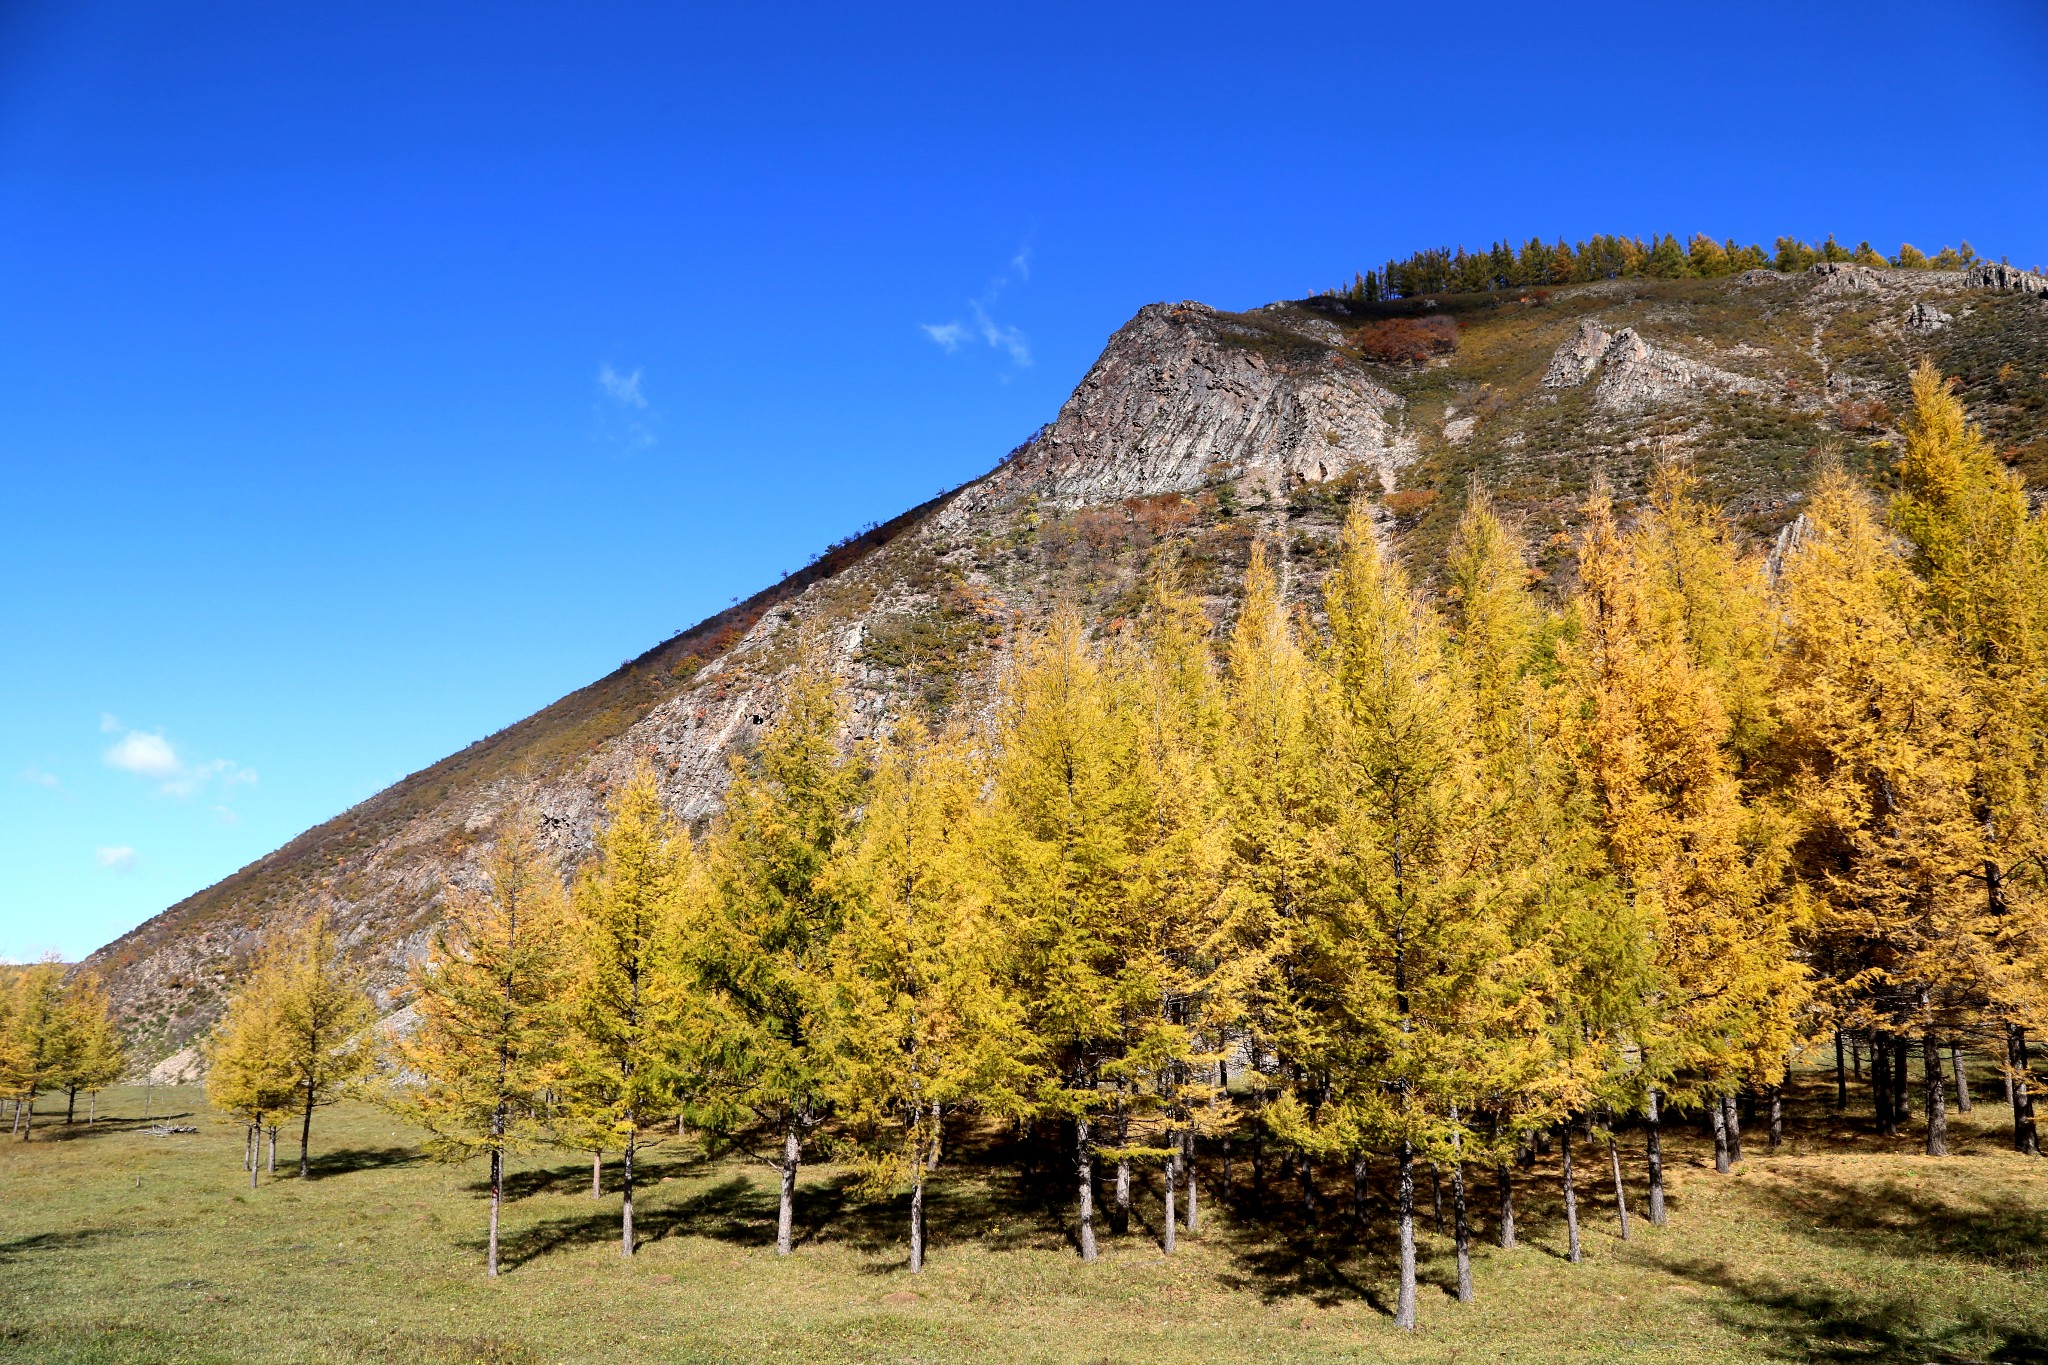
[1541, 318, 1614, 388]
[1592, 328, 1762, 411]
[1966, 262, 2048, 298]
[1906, 301, 1953, 334]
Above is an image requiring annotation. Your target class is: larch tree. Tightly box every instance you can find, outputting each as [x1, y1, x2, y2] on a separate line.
[206, 960, 297, 1184]
[1775, 464, 1988, 1156]
[3, 962, 69, 1140]
[397, 811, 578, 1275]
[268, 914, 380, 1177]
[985, 606, 1139, 1263]
[693, 650, 862, 1257]
[57, 973, 127, 1123]
[1889, 361, 2048, 1154]
[824, 718, 1031, 1271]
[565, 764, 687, 1258]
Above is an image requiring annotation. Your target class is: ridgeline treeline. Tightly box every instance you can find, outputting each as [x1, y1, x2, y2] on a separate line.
[1323, 232, 1993, 302]
[182, 364, 2046, 1327]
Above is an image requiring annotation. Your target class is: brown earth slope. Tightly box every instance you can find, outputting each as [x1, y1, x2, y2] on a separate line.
[87, 265, 2048, 1069]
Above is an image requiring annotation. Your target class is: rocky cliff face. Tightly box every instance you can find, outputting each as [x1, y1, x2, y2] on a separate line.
[84, 266, 2048, 1064]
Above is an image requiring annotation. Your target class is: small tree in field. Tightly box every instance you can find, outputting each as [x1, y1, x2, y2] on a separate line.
[206, 967, 296, 1185]
[262, 915, 380, 1176]
[57, 973, 127, 1124]
[2, 962, 68, 1140]
[397, 812, 577, 1276]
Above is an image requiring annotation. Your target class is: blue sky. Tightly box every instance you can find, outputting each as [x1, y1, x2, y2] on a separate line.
[3, 0, 2044, 962]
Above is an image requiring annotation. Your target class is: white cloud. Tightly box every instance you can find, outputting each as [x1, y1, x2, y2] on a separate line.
[101, 724, 254, 799]
[104, 731, 180, 780]
[20, 765, 60, 789]
[95, 845, 137, 873]
[922, 242, 1035, 367]
[597, 364, 647, 409]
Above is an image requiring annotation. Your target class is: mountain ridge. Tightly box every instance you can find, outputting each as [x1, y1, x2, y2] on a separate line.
[90, 261, 2048, 1068]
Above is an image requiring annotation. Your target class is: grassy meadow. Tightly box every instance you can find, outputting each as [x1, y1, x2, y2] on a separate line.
[2, 1069, 2044, 1365]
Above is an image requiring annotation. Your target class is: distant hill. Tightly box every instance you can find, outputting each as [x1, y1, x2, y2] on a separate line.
[85, 257, 2048, 1061]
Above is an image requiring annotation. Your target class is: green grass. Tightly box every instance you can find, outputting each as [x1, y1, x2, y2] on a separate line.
[4, 1071, 2045, 1364]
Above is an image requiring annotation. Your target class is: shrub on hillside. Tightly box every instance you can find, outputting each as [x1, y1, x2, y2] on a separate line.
[1351, 315, 1457, 363]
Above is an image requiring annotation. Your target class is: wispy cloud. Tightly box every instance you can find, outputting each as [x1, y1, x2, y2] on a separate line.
[921, 241, 1035, 368]
[20, 765, 60, 789]
[595, 363, 658, 451]
[95, 845, 137, 873]
[101, 722, 255, 799]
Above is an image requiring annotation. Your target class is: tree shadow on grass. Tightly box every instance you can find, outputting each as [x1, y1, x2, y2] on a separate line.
[25, 1112, 199, 1143]
[487, 1148, 712, 1202]
[1743, 1168, 2048, 1275]
[497, 1175, 775, 1270]
[1658, 1255, 2048, 1364]
[302, 1146, 423, 1179]
[0, 1227, 119, 1264]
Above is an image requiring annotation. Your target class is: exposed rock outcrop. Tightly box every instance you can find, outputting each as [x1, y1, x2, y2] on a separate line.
[1967, 262, 2048, 298]
[1541, 319, 1760, 409]
[1542, 319, 1613, 388]
[1907, 301, 1953, 334]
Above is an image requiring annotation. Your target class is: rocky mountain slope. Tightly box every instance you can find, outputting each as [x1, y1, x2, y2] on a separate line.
[89, 262, 2048, 1072]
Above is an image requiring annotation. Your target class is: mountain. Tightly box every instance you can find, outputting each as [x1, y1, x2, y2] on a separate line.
[87, 260, 2048, 1070]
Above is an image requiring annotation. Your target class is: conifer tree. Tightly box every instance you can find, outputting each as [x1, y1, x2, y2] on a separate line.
[3, 963, 69, 1140]
[984, 606, 1139, 1262]
[825, 719, 1030, 1271]
[1889, 362, 2048, 1153]
[56, 973, 126, 1123]
[206, 962, 296, 1185]
[397, 812, 577, 1275]
[266, 914, 380, 1177]
[693, 651, 862, 1256]
[1777, 464, 1990, 1156]
[565, 765, 686, 1257]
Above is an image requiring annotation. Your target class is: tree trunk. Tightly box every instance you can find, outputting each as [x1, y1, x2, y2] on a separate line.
[1951, 1043, 1972, 1113]
[1835, 1030, 1848, 1110]
[1430, 1163, 1444, 1235]
[1351, 1151, 1368, 1228]
[249, 1130, 258, 1190]
[1113, 1157, 1131, 1237]
[1607, 1132, 1629, 1241]
[1710, 1096, 1731, 1173]
[1184, 1130, 1199, 1234]
[775, 1125, 799, 1256]
[591, 1150, 602, 1199]
[1163, 1148, 1179, 1254]
[488, 1148, 503, 1277]
[1873, 1034, 1896, 1134]
[1893, 1036, 1913, 1121]
[1496, 1162, 1516, 1248]
[1296, 1152, 1317, 1225]
[1645, 1089, 1666, 1226]
[246, 1124, 255, 1172]
[1076, 1116, 1097, 1263]
[1923, 1029, 1949, 1157]
[88, 1092, 97, 1124]
[1221, 1135, 1232, 1194]
[909, 1162, 926, 1273]
[1450, 1157, 1472, 1303]
[1395, 1140, 1417, 1330]
[299, 1079, 315, 1179]
[1723, 1094, 1743, 1164]
[267, 1127, 276, 1175]
[2011, 1024, 2039, 1155]
[66, 1087, 76, 1125]
[16, 1096, 28, 1140]
[1852, 1032, 1862, 1079]
[1560, 1125, 1581, 1264]
[1768, 1082, 1784, 1151]
[618, 1129, 634, 1260]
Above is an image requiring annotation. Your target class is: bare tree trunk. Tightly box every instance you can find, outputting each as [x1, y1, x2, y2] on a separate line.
[1395, 1140, 1417, 1330]
[249, 1130, 258, 1190]
[66, 1087, 77, 1125]
[1768, 1081, 1784, 1151]
[488, 1148, 503, 1277]
[909, 1162, 926, 1273]
[1923, 1029, 1949, 1157]
[1076, 1116, 1097, 1263]
[591, 1150, 602, 1199]
[1645, 1089, 1666, 1226]
[775, 1125, 798, 1256]
[1163, 1147, 1179, 1253]
[1351, 1151, 1368, 1228]
[2011, 1025, 2040, 1155]
[1560, 1125, 1581, 1264]
[88, 1092, 96, 1124]
[1113, 1157, 1131, 1237]
[1430, 1163, 1444, 1235]
[299, 1079, 315, 1178]
[267, 1127, 276, 1175]
[1296, 1151, 1317, 1225]
[1496, 1162, 1516, 1248]
[1184, 1130, 1199, 1234]
[16, 1096, 29, 1141]
[246, 1125, 255, 1172]
[1723, 1094, 1743, 1164]
[1893, 1036, 1913, 1121]
[1873, 1034, 1895, 1134]
[1835, 1029, 1848, 1110]
[1852, 1032, 1862, 1079]
[1450, 1159, 1472, 1301]
[1607, 1131, 1630, 1241]
[1951, 1043, 1972, 1112]
[1710, 1096, 1731, 1173]
[622, 1133, 638, 1257]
